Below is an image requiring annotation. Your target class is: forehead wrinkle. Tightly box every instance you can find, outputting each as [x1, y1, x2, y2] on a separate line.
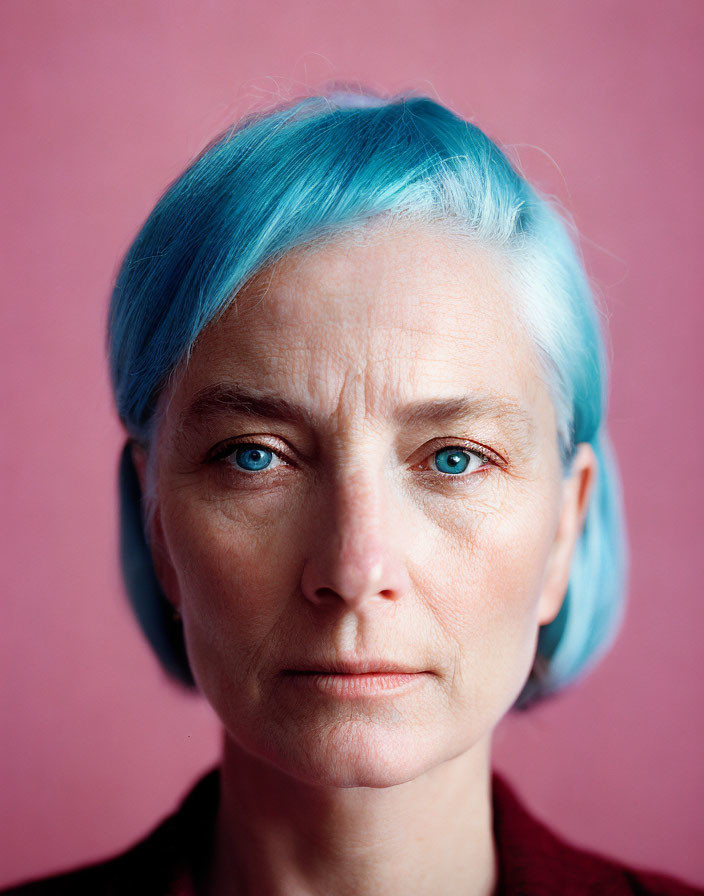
[176, 377, 537, 451]
[173, 226, 549, 450]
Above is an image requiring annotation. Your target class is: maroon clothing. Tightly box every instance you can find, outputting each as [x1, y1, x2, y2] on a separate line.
[3, 768, 701, 895]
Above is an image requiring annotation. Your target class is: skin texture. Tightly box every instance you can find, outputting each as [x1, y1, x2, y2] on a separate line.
[135, 221, 596, 896]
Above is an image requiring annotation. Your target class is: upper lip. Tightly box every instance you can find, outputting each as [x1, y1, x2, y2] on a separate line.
[285, 660, 423, 674]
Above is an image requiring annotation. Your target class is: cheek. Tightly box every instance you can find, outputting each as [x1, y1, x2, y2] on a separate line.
[161, 492, 305, 683]
[421, 488, 557, 710]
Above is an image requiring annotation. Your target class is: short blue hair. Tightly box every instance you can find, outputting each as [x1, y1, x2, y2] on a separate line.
[109, 91, 627, 708]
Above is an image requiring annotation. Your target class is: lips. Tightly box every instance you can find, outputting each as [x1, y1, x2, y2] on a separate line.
[281, 664, 427, 698]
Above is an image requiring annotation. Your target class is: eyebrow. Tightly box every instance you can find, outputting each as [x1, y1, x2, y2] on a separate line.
[179, 383, 536, 440]
[181, 384, 317, 431]
[395, 395, 535, 438]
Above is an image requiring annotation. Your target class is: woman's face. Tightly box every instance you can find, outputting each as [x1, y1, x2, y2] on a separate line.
[143, 222, 593, 788]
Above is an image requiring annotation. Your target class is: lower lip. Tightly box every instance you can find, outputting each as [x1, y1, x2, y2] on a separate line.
[283, 671, 425, 698]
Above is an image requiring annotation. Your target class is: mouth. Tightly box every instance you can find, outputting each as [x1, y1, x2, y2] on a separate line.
[280, 662, 428, 698]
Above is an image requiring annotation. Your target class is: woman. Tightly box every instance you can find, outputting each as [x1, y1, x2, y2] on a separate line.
[5, 91, 701, 895]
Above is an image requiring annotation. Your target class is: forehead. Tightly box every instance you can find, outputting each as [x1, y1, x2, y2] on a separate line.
[236, 223, 515, 337]
[174, 222, 551, 428]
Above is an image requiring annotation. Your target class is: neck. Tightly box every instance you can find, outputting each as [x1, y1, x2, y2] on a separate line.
[206, 733, 498, 896]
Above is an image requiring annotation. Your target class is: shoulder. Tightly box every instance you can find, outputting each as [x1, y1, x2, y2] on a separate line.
[492, 773, 703, 895]
[0, 769, 219, 896]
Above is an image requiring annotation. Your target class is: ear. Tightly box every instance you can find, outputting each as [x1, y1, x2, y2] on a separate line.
[129, 441, 182, 613]
[537, 442, 597, 626]
[130, 440, 149, 496]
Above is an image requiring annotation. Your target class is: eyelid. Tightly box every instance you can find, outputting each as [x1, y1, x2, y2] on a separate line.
[207, 436, 503, 479]
[415, 438, 504, 468]
[207, 436, 292, 465]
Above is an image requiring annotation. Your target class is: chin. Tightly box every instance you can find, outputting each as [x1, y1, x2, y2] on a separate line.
[266, 718, 456, 789]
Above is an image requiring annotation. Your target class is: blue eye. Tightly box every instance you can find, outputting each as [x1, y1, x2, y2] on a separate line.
[433, 447, 483, 476]
[214, 441, 492, 482]
[232, 445, 274, 472]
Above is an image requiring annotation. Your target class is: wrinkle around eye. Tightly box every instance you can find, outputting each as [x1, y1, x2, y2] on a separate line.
[174, 419, 536, 501]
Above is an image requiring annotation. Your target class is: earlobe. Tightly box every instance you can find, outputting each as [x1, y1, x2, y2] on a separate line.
[537, 443, 598, 626]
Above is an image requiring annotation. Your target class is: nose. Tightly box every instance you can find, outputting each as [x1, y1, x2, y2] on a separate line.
[300, 472, 412, 611]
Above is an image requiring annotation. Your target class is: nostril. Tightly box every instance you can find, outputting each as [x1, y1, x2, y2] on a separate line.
[311, 586, 398, 605]
[301, 547, 412, 608]
[314, 587, 339, 602]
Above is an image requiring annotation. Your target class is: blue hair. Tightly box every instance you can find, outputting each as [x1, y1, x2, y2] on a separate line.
[109, 91, 627, 708]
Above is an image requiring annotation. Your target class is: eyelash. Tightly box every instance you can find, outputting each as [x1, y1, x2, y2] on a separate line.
[207, 438, 502, 487]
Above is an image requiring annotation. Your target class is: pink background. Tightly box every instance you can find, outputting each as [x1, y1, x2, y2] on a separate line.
[2, 0, 703, 888]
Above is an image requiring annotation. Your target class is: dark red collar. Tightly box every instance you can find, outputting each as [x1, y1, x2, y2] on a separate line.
[491, 772, 701, 894]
